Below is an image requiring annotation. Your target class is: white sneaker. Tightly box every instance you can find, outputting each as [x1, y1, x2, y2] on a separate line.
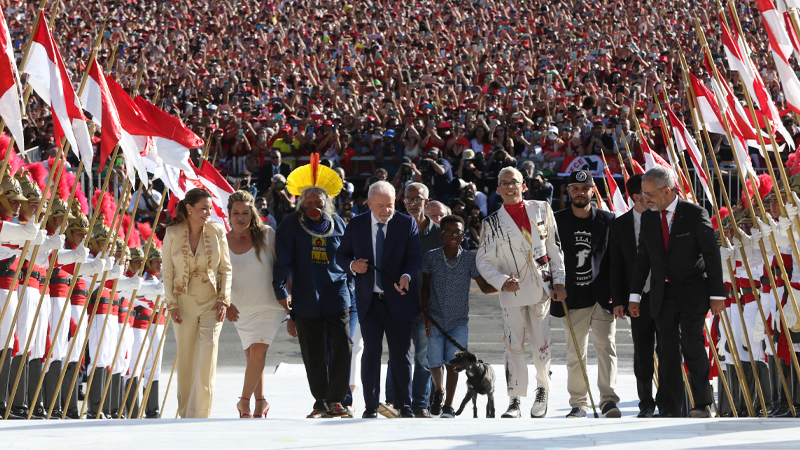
[530, 386, 548, 418]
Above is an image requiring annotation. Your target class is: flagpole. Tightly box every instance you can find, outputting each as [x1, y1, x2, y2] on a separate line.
[97, 186, 168, 416]
[159, 352, 177, 418]
[25, 159, 84, 419]
[44, 166, 125, 419]
[678, 50, 755, 415]
[129, 296, 166, 417]
[122, 296, 163, 418]
[6, 18, 114, 406]
[598, 157, 615, 211]
[696, 19, 774, 417]
[613, 142, 629, 183]
[80, 186, 143, 418]
[138, 311, 172, 419]
[3, 147, 72, 419]
[652, 84, 700, 202]
[58, 182, 132, 419]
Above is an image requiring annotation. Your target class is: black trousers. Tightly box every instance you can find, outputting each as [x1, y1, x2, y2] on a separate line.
[630, 292, 662, 412]
[294, 308, 352, 410]
[655, 284, 711, 414]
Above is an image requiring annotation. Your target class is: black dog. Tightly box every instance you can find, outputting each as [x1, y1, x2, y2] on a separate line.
[449, 351, 495, 418]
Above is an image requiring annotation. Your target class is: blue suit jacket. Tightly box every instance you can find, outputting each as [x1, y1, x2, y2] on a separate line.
[336, 212, 422, 323]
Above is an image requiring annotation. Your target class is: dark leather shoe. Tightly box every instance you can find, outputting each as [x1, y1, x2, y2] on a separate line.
[653, 411, 677, 418]
[399, 408, 414, 418]
[637, 407, 655, 418]
[414, 408, 432, 418]
[0, 407, 25, 420]
[774, 407, 796, 418]
[688, 408, 710, 418]
[362, 408, 378, 419]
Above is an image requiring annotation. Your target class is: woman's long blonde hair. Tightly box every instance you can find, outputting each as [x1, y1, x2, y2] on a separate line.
[227, 190, 268, 262]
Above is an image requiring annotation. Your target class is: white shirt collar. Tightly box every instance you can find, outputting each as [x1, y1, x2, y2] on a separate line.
[632, 208, 642, 222]
[370, 211, 394, 228]
[664, 195, 679, 214]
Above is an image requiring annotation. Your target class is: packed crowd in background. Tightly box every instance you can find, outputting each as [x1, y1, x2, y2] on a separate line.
[5, 0, 799, 233]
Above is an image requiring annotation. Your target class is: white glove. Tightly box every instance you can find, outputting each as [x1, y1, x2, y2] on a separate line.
[752, 315, 766, 343]
[40, 234, 65, 252]
[778, 216, 794, 233]
[748, 226, 763, 247]
[731, 237, 743, 262]
[0, 219, 43, 243]
[784, 303, 798, 329]
[785, 201, 798, 221]
[115, 275, 142, 291]
[30, 229, 46, 246]
[792, 192, 800, 213]
[78, 255, 106, 276]
[719, 245, 733, 261]
[104, 256, 116, 271]
[138, 279, 164, 297]
[756, 218, 774, 241]
[107, 262, 124, 280]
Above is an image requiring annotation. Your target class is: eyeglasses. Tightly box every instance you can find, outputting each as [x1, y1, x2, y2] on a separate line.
[404, 197, 426, 204]
[641, 187, 667, 198]
[442, 230, 464, 237]
[271, 156, 280, 159]
[429, 213, 447, 219]
[499, 181, 522, 188]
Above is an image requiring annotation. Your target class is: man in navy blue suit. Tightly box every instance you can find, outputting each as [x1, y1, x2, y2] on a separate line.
[336, 181, 422, 418]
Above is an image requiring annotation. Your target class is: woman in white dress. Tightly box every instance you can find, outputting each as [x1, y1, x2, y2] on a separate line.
[226, 190, 288, 418]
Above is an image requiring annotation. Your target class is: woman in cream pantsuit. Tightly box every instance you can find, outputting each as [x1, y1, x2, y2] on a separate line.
[164, 188, 232, 419]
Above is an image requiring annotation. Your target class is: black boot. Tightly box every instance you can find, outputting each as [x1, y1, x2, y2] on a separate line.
[124, 377, 140, 418]
[145, 380, 159, 418]
[9, 355, 29, 418]
[109, 373, 122, 418]
[63, 362, 81, 419]
[44, 360, 63, 419]
[86, 368, 107, 419]
[27, 358, 46, 419]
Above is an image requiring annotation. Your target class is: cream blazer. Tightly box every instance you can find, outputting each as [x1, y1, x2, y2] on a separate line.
[476, 199, 566, 309]
[162, 221, 232, 310]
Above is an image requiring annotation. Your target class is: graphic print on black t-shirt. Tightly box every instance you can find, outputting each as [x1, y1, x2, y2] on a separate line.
[573, 216, 592, 286]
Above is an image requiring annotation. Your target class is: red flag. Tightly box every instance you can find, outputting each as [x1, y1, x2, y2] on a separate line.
[80, 58, 122, 172]
[22, 12, 92, 167]
[134, 96, 201, 175]
[0, 9, 24, 149]
[605, 166, 628, 216]
[667, 107, 713, 201]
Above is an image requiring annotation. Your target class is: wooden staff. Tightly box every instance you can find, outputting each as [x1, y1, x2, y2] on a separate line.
[79, 186, 143, 418]
[44, 145, 122, 419]
[25, 160, 83, 419]
[694, 20, 771, 416]
[54, 181, 132, 419]
[126, 296, 164, 418]
[705, 321, 736, 417]
[138, 312, 172, 418]
[159, 353, 178, 418]
[562, 302, 599, 418]
[3, 147, 69, 420]
[97, 187, 168, 414]
[676, 50, 756, 414]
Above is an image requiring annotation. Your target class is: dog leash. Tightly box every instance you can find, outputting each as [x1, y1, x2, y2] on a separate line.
[368, 263, 469, 354]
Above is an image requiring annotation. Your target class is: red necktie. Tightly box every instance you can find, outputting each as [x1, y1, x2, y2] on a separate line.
[661, 210, 670, 251]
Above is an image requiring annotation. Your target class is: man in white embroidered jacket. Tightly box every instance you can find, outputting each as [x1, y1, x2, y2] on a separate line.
[477, 167, 566, 419]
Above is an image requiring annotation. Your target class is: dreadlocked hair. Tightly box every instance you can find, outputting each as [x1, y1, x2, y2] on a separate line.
[167, 188, 213, 227]
[227, 190, 268, 263]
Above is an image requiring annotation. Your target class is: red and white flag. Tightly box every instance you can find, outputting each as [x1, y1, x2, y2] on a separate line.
[640, 132, 691, 199]
[79, 58, 122, 172]
[0, 9, 24, 150]
[182, 160, 235, 231]
[134, 96, 202, 176]
[593, 185, 611, 213]
[667, 107, 713, 201]
[759, 0, 800, 116]
[605, 166, 628, 217]
[22, 12, 92, 168]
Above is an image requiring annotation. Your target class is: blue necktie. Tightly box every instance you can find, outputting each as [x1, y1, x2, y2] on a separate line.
[376, 223, 385, 290]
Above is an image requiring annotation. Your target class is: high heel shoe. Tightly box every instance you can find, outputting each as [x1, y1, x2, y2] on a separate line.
[237, 397, 253, 418]
[254, 399, 269, 418]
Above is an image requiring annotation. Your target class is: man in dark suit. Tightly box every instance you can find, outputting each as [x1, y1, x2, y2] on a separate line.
[629, 166, 726, 418]
[336, 181, 422, 418]
[609, 174, 662, 418]
[257, 149, 292, 193]
[552, 170, 619, 418]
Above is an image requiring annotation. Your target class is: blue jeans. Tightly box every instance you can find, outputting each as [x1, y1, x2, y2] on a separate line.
[385, 321, 432, 411]
[427, 324, 468, 368]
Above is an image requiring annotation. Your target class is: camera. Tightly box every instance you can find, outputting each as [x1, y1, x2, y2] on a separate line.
[368, 176, 379, 186]
[400, 163, 413, 176]
[274, 180, 285, 191]
[343, 203, 352, 212]
[529, 178, 541, 190]
[465, 188, 475, 199]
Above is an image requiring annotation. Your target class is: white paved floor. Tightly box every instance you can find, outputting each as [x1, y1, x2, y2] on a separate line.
[2, 364, 800, 449]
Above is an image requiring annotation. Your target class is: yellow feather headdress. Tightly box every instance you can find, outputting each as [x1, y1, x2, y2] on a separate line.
[286, 154, 343, 198]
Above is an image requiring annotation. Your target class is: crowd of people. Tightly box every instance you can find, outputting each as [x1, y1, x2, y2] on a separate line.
[2, 0, 800, 421]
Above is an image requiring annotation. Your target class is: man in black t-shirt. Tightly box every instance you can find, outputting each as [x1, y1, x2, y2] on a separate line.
[552, 170, 619, 419]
